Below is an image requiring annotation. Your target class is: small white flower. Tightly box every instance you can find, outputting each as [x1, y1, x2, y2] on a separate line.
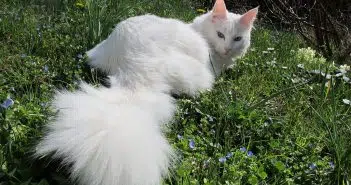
[297, 47, 316, 61]
[292, 78, 300, 83]
[267, 47, 275, 51]
[342, 99, 351, 105]
[336, 73, 344, 77]
[266, 60, 276, 66]
[326, 74, 332, 80]
[297, 64, 304, 69]
[310, 70, 325, 76]
[282, 66, 288, 69]
[340, 64, 350, 71]
[310, 69, 321, 74]
[339, 69, 347, 74]
[227, 64, 235, 69]
[208, 116, 214, 122]
[262, 51, 269, 54]
[343, 76, 350, 82]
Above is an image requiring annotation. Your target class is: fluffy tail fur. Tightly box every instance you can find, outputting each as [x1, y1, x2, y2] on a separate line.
[35, 81, 176, 185]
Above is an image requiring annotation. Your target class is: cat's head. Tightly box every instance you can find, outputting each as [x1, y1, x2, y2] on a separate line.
[192, 0, 258, 60]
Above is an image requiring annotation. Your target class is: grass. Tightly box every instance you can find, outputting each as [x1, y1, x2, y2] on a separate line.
[0, 0, 350, 184]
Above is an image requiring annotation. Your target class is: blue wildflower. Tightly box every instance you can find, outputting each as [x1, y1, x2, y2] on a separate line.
[40, 102, 47, 107]
[1, 98, 14, 109]
[240, 147, 246, 152]
[43, 65, 49, 72]
[177, 134, 183, 140]
[189, 139, 195, 149]
[226, 152, 233, 158]
[329, 162, 335, 169]
[309, 163, 317, 170]
[247, 151, 254, 157]
[219, 157, 226, 163]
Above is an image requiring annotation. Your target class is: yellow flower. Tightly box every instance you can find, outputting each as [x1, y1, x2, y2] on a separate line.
[197, 8, 206, 13]
[75, 2, 85, 8]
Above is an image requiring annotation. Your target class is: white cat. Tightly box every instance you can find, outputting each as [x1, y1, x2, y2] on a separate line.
[34, 1, 258, 185]
[87, 0, 258, 77]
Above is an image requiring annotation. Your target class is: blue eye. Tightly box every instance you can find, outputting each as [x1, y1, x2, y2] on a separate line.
[217, 31, 225, 39]
[233, 36, 242, 41]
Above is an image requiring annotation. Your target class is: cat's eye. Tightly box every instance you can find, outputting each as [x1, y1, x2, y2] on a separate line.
[217, 31, 225, 39]
[233, 36, 242, 41]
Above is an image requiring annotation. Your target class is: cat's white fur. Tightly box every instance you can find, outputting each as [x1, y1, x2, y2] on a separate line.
[87, 4, 257, 77]
[35, 1, 258, 185]
[35, 80, 176, 185]
[34, 46, 213, 185]
[87, 14, 214, 95]
[191, 8, 257, 75]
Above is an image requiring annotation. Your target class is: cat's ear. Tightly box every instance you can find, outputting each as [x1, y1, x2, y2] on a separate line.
[211, 0, 227, 21]
[239, 6, 258, 28]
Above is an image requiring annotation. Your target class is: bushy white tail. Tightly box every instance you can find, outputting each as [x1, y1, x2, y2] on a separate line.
[35, 82, 176, 185]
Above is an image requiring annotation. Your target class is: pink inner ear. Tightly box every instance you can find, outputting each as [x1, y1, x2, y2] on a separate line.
[240, 7, 258, 27]
[212, 0, 227, 20]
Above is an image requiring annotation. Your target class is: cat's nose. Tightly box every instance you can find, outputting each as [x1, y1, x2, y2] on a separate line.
[224, 48, 230, 55]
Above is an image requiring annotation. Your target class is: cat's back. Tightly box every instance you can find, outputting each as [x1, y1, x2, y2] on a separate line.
[114, 14, 210, 64]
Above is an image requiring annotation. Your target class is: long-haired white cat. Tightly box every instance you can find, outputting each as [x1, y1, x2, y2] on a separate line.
[87, 0, 258, 77]
[34, 0, 258, 185]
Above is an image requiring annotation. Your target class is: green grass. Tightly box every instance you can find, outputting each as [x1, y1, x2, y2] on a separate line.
[1, 0, 350, 184]
[167, 30, 351, 184]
